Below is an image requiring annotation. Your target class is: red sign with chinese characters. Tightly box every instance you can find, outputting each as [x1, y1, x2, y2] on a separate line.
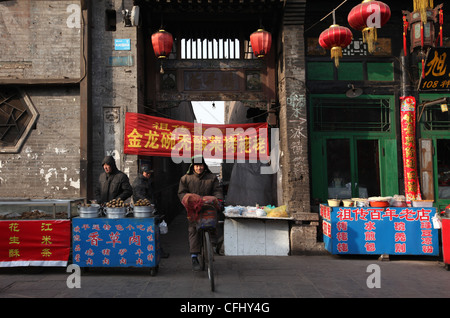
[124, 112, 269, 160]
[400, 96, 421, 202]
[0, 220, 71, 267]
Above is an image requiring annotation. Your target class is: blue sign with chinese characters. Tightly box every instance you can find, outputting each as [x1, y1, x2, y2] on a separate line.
[114, 39, 131, 51]
[72, 217, 160, 267]
[320, 205, 439, 255]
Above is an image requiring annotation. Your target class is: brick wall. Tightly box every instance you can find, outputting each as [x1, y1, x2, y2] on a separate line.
[0, 1, 82, 199]
[0, 87, 81, 199]
[90, 0, 139, 192]
[0, 0, 81, 80]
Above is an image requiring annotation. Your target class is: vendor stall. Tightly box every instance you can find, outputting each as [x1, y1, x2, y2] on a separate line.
[224, 205, 293, 256]
[0, 199, 82, 267]
[72, 216, 160, 275]
[320, 204, 439, 256]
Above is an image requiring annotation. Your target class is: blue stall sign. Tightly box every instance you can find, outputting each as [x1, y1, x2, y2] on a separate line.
[115, 39, 131, 51]
[72, 217, 159, 267]
[320, 205, 439, 256]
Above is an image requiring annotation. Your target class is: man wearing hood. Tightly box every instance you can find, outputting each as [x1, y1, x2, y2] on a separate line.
[178, 155, 223, 271]
[94, 156, 133, 204]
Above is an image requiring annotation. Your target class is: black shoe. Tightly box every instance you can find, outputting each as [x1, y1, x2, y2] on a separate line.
[192, 257, 201, 271]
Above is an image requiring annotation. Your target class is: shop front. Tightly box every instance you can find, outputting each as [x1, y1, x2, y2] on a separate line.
[310, 95, 399, 204]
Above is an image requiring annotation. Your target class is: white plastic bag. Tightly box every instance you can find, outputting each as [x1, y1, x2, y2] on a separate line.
[159, 220, 168, 234]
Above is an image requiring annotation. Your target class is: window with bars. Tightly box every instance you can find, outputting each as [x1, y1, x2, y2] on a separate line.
[422, 103, 450, 130]
[312, 98, 392, 132]
[179, 38, 257, 60]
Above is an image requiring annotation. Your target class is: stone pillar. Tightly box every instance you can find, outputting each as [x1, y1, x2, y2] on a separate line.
[278, 21, 324, 254]
[278, 24, 310, 214]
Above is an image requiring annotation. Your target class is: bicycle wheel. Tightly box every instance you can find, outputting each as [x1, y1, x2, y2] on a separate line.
[205, 231, 215, 291]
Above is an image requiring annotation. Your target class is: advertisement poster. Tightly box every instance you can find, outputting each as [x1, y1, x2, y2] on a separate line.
[0, 220, 71, 267]
[124, 112, 269, 160]
[320, 205, 438, 255]
[72, 218, 159, 268]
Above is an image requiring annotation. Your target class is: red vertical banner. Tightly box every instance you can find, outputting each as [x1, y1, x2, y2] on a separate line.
[400, 96, 422, 202]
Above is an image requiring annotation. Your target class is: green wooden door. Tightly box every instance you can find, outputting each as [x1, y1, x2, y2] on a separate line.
[311, 135, 398, 202]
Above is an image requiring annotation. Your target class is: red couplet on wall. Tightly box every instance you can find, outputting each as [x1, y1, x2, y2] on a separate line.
[400, 96, 422, 202]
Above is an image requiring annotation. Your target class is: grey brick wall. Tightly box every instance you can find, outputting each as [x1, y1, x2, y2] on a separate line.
[90, 0, 139, 195]
[0, 87, 81, 199]
[0, 1, 82, 199]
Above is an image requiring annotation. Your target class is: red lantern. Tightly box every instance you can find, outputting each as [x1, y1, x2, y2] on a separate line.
[250, 29, 272, 58]
[347, 0, 391, 53]
[151, 29, 173, 59]
[319, 24, 353, 67]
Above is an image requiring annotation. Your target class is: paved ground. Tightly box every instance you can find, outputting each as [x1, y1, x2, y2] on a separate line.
[1, 213, 450, 304]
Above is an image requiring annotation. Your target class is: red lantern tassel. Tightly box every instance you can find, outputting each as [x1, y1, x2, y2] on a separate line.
[440, 9, 444, 47]
[422, 58, 425, 79]
[403, 16, 408, 56]
[420, 23, 424, 48]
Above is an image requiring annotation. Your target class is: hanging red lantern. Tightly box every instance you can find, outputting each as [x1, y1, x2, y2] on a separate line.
[250, 29, 272, 58]
[151, 29, 173, 59]
[347, 0, 391, 54]
[319, 24, 353, 68]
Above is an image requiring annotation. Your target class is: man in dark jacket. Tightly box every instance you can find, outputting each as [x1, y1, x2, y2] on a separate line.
[178, 155, 223, 271]
[94, 156, 133, 204]
[132, 166, 154, 204]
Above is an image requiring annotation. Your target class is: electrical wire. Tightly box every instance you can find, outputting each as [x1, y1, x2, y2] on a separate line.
[305, 0, 349, 33]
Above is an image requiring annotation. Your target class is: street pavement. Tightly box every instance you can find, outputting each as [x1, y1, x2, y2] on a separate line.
[1, 212, 450, 303]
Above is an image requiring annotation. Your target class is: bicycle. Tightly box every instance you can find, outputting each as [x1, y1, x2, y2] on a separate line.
[196, 204, 218, 292]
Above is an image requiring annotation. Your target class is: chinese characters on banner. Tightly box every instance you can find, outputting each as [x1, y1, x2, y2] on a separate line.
[124, 112, 269, 160]
[400, 96, 421, 202]
[320, 205, 438, 255]
[0, 220, 71, 267]
[418, 48, 450, 91]
[72, 218, 159, 268]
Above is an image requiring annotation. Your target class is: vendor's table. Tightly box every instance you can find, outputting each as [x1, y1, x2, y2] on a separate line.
[224, 214, 293, 256]
[72, 217, 160, 274]
[320, 204, 439, 256]
[0, 219, 71, 267]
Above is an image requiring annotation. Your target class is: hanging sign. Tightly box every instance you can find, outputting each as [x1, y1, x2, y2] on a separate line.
[418, 47, 450, 91]
[0, 220, 71, 267]
[124, 112, 269, 161]
[400, 96, 422, 202]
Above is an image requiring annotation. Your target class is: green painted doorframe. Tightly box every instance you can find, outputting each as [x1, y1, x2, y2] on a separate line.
[309, 95, 399, 203]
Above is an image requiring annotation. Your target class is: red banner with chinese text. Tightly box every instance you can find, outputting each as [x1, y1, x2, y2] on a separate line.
[124, 112, 269, 160]
[0, 220, 71, 267]
[400, 96, 422, 202]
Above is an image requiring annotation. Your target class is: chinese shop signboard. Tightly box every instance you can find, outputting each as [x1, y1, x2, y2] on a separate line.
[0, 220, 71, 267]
[418, 47, 450, 92]
[72, 218, 159, 268]
[124, 112, 269, 160]
[320, 205, 438, 255]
